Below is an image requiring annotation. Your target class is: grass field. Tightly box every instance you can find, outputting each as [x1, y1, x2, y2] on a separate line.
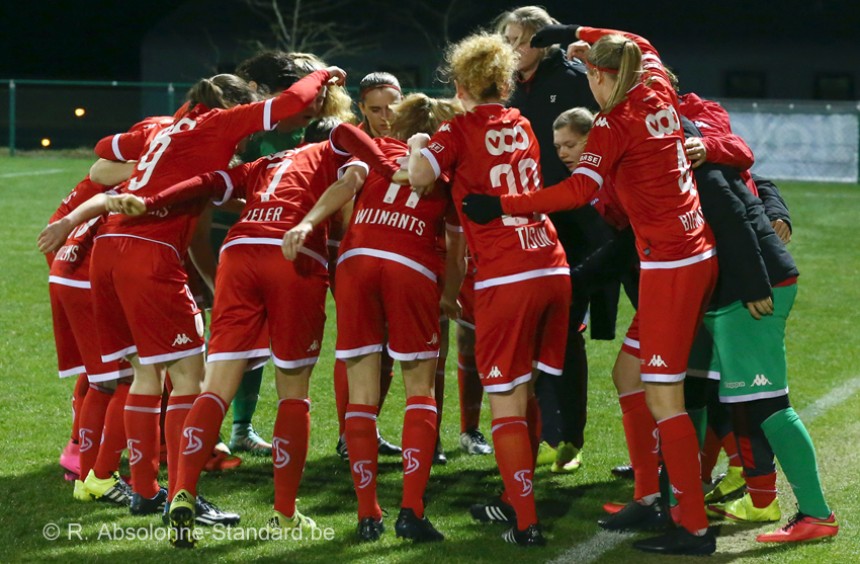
[1, 153, 858, 562]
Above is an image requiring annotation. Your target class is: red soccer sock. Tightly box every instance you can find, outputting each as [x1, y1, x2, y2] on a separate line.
[175, 393, 227, 497]
[434, 368, 445, 433]
[165, 394, 198, 497]
[93, 382, 130, 479]
[124, 393, 163, 498]
[71, 374, 89, 442]
[492, 417, 537, 531]
[526, 395, 542, 464]
[723, 431, 742, 468]
[701, 427, 721, 483]
[78, 383, 113, 479]
[619, 390, 661, 500]
[379, 352, 394, 411]
[345, 403, 382, 520]
[273, 399, 311, 518]
[401, 397, 438, 518]
[457, 353, 482, 433]
[334, 360, 349, 436]
[657, 413, 709, 534]
[746, 472, 778, 508]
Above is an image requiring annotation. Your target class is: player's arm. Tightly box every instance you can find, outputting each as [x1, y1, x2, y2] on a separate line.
[441, 220, 466, 320]
[37, 193, 109, 254]
[93, 130, 146, 162]
[406, 133, 437, 193]
[330, 123, 399, 179]
[89, 159, 136, 186]
[752, 174, 792, 243]
[282, 165, 368, 261]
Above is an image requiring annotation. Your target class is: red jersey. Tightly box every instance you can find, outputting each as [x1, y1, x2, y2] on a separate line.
[94, 69, 332, 256]
[340, 137, 454, 281]
[421, 105, 568, 289]
[502, 27, 714, 266]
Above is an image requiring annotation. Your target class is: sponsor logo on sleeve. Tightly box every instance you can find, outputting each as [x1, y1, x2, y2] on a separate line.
[580, 152, 602, 167]
[428, 142, 445, 153]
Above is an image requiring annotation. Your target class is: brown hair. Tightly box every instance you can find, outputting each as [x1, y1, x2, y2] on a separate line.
[586, 34, 642, 112]
[553, 107, 595, 136]
[494, 5, 558, 45]
[389, 93, 463, 141]
[444, 32, 517, 103]
[186, 74, 259, 110]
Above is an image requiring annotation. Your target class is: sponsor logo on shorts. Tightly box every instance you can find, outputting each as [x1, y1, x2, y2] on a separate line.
[725, 381, 745, 389]
[306, 340, 320, 353]
[172, 333, 192, 346]
[182, 427, 204, 455]
[514, 469, 533, 497]
[127, 439, 142, 466]
[353, 460, 374, 489]
[272, 438, 291, 468]
[647, 354, 668, 368]
[485, 365, 503, 379]
[403, 448, 421, 475]
[752, 374, 772, 387]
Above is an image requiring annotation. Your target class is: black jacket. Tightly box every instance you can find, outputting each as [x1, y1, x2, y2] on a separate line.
[753, 173, 792, 232]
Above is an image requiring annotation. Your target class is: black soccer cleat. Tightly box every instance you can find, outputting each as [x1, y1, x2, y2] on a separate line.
[611, 464, 635, 480]
[632, 526, 717, 556]
[130, 487, 168, 516]
[377, 434, 402, 456]
[598, 500, 669, 532]
[502, 523, 547, 547]
[335, 435, 349, 460]
[195, 495, 240, 526]
[357, 516, 385, 542]
[395, 508, 444, 542]
[470, 497, 516, 524]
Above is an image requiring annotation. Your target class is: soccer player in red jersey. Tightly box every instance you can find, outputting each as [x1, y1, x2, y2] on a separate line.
[108, 120, 396, 547]
[407, 33, 571, 547]
[72, 69, 342, 521]
[462, 25, 719, 555]
[284, 93, 463, 543]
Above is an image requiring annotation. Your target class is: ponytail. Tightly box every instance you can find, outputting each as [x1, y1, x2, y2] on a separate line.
[186, 74, 258, 110]
[587, 34, 642, 112]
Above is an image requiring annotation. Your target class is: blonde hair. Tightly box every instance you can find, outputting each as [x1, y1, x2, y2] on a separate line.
[587, 34, 642, 112]
[287, 52, 356, 123]
[389, 94, 464, 141]
[494, 5, 558, 45]
[445, 32, 517, 103]
[553, 107, 595, 136]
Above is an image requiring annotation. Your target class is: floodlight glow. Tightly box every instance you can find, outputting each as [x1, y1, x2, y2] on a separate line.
[41, 138, 51, 147]
[74, 108, 86, 117]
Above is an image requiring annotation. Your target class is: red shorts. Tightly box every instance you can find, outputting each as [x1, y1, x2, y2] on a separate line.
[49, 281, 133, 382]
[474, 274, 571, 393]
[638, 255, 718, 383]
[208, 244, 328, 370]
[455, 266, 476, 330]
[335, 254, 440, 361]
[90, 236, 204, 365]
[621, 314, 640, 357]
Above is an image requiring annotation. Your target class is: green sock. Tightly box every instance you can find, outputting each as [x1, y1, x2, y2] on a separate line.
[761, 407, 831, 518]
[232, 367, 264, 427]
[687, 407, 708, 448]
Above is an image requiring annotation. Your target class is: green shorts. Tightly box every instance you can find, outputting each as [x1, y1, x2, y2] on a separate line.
[703, 284, 797, 403]
[687, 323, 720, 380]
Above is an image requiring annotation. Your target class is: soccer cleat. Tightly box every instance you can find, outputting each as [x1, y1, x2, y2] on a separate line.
[706, 493, 781, 523]
[470, 497, 516, 524]
[395, 508, 444, 542]
[459, 429, 493, 455]
[756, 512, 839, 543]
[632, 526, 716, 555]
[195, 495, 240, 526]
[73, 479, 92, 502]
[377, 433, 402, 456]
[83, 470, 133, 506]
[268, 509, 319, 535]
[602, 501, 626, 515]
[551, 442, 582, 473]
[357, 516, 385, 542]
[502, 523, 547, 547]
[433, 441, 447, 465]
[59, 439, 81, 478]
[598, 500, 668, 532]
[168, 489, 197, 549]
[229, 423, 272, 456]
[703, 465, 745, 504]
[535, 441, 557, 467]
[611, 464, 634, 480]
[335, 435, 349, 460]
[130, 487, 168, 515]
[203, 449, 242, 473]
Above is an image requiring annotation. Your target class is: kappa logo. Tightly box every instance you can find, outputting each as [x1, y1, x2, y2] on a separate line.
[438, 123, 451, 132]
[594, 116, 610, 128]
[647, 354, 668, 368]
[353, 460, 374, 489]
[428, 142, 445, 153]
[514, 469, 533, 497]
[426, 333, 439, 346]
[486, 365, 503, 379]
[306, 340, 320, 353]
[127, 439, 142, 465]
[272, 438, 291, 468]
[172, 333, 192, 346]
[79, 428, 95, 453]
[182, 427, 204, 455]
[752, 374, 772, 387]
[403, 448, 421, 475]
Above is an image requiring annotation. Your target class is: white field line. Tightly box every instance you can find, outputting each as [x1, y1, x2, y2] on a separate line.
[548, 376, 860, 564]
[0, 168, 66, 178]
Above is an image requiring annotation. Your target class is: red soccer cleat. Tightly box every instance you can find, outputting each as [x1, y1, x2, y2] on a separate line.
[603, 501, 625, 515]
[757, 512, 839, 543]
[59, 439, 80, 479]
[204, 449, 242, 472]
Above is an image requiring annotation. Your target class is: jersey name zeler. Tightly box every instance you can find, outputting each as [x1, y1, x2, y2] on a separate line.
[515, 224, 555, 250]
[352, 207, 426, 236]
[243, 206, 284, 223]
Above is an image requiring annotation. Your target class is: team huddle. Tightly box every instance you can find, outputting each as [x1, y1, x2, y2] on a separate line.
[38, 5, 839, 555]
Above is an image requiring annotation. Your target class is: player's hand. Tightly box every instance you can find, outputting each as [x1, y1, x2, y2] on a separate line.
[685, 137, 707, 169]
[771, 219, 791, 244]
[106, 194, 147, 216]
[282, 221, 313, 261]
[531, 24, 581, 48]
[567, 40, 591, 62]
[440, 295, 461, 321]
[37, 218, 73, 254]
[324, 66, 347, 86]
[407, 133, 430, 150]
[746, 296, 774, 320]
[391, 170, 410, 185]
[462, 194, 503, 224]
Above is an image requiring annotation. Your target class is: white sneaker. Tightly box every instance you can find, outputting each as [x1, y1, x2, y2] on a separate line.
[459, 429, 493, 455]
